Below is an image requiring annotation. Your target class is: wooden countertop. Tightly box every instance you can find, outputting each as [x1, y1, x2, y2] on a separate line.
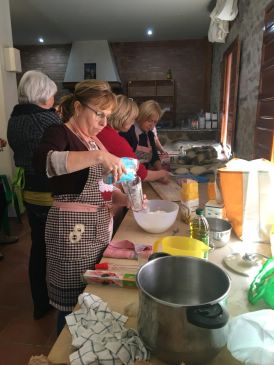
[48, 182, 271, 365]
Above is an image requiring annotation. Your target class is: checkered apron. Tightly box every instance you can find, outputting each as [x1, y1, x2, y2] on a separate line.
[45, 146, 112, 311]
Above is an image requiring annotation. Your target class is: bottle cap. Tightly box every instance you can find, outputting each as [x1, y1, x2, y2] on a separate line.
[95, 263, 109, 270]
[196, 208, 204, 215]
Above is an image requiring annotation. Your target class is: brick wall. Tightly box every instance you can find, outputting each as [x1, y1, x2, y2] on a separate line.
[16, 44, 71, 101]
[111, 40, 212, 124]
[17, 40, 212, 124]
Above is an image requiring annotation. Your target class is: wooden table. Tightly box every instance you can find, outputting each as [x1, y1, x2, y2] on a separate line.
[48, 182, 271, 365]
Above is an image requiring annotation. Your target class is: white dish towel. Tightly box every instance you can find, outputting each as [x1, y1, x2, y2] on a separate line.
[66, 292, 149, 365]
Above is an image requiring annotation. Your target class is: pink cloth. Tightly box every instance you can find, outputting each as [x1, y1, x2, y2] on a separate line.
[103, 240, 152, 260]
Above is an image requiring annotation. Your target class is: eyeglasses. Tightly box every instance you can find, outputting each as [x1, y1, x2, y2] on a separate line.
[82, 103, 108, 120]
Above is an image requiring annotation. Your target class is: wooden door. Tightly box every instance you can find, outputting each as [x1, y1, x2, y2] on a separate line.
[254, 0, 274, 161]
[219, 38, 241, 152]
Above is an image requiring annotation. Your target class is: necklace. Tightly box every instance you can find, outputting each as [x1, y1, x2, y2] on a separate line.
[68, 119, 97, 151]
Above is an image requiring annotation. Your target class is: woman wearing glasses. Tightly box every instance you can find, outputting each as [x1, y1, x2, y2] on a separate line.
[119, 100, 169, 183]
[34, 80, 128, 334]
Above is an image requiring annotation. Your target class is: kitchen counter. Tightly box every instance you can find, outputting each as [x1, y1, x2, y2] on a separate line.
[48, 182, 271, 365]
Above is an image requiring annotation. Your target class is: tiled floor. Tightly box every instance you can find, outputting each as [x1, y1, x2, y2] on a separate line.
[0, 214, 57, 365]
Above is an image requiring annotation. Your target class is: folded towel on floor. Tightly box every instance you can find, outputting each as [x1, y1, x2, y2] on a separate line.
[66, 293, 149, 365]
[103, 240, 152, 260]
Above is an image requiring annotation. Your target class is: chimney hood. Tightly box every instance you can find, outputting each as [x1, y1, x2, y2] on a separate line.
[63, 40, 121, 89]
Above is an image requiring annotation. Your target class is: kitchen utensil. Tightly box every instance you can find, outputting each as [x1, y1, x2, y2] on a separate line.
[122, 176, 143, 211]
[153, 235, 209, 259]
[136, 256, 231, 365]
[133, 199, 178, 233]
[148, 252, 171, 261]
[223, 252, 268, 277]
[206, 217, 232, 248]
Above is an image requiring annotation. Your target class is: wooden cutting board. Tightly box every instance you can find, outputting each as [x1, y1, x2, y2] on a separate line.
[149, 178, 181, 201]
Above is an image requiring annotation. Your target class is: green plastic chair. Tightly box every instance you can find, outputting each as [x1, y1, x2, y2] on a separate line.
[0, 175, 13, 234]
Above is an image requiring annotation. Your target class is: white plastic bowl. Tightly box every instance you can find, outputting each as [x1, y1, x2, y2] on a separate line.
[133, 199, 179, 233]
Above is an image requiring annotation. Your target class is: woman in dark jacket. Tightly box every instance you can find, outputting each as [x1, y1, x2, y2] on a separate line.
[119, 100, 167, 177]
[7, 70, 62, 319]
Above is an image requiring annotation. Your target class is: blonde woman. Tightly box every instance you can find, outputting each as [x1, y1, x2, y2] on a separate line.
[120, 100, 168, 179]
[98, 96, 169, 183]
[34, 80, 129, 333]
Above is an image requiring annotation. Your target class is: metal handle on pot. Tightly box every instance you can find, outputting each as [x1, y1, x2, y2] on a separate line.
[186, 303, 229, 329]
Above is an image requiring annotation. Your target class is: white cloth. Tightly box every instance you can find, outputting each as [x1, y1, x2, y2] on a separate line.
[208, 18, 229, 43]
[208, 0, 238, 43]
[67, 293, 149, 365]
[211, 0, 238, 21]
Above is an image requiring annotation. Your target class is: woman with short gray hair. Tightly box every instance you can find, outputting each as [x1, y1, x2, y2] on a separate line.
[7, 70, 62, 320]
[18, 70, 57, 105]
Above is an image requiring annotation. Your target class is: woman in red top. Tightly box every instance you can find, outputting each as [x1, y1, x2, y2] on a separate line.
[97, 95, 169, 183]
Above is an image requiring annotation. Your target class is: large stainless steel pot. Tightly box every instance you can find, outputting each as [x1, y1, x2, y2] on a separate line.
[136, 256, 231, 365]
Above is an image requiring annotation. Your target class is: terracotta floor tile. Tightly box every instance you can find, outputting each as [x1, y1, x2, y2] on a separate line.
[0, 314, 56, 345]
[0, 215, 57, 362]
[0, 281, 32, 308]
[0, 343, 51, 365]
[0, 306, 18, 333]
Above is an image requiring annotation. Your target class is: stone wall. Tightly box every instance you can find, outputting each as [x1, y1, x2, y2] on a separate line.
[210, 0, 272, 159]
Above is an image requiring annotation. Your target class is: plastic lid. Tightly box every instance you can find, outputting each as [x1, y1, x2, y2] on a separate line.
[196, 208, 204, 215]
[95, 263, 108, 270]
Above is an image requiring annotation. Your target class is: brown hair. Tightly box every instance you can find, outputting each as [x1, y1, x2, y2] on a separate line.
[107, 95, 139, 131]
[137, 100, 163, 124]
[59, 80, 116, 122]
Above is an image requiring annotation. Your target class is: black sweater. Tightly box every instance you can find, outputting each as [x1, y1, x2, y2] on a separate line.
[7, 104, 62, 192]
[119, 125, 159, 167]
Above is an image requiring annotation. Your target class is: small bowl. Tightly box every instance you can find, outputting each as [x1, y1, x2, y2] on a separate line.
[207, 217, 232, 248]
[133, 199, 179, 234]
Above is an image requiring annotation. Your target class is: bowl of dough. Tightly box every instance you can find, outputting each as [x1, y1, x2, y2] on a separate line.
[133, 199, 179, 234]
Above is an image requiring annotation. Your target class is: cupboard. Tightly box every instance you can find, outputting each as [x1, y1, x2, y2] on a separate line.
[127, 79, 176, 127]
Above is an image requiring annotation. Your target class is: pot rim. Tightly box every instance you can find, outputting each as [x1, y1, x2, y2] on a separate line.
[136, 256, 231, 308]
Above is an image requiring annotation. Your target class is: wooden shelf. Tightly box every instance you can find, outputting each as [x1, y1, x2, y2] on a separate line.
[127, 79, 176, 127]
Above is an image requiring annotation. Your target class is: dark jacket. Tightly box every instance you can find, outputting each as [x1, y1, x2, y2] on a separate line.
[119, 125, 159, 167]
[7, 103, 62, 192]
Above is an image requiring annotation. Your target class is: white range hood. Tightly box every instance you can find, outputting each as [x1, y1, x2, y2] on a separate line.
[64, 40, 120, 82]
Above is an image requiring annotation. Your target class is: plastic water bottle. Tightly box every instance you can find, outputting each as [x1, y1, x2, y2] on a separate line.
[189, 208, 209, 259]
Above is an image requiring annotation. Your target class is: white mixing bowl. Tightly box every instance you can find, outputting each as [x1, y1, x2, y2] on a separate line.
[133, 199, 179, 233]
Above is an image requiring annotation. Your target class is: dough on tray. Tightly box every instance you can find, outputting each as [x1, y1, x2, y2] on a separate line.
[175, 167, 189, 174]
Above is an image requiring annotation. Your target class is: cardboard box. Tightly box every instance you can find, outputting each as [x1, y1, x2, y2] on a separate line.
[83, 270, 136, 288]
[205, 200, 226, 219]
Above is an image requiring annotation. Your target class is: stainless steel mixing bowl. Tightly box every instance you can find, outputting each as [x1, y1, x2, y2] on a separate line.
[207, 217, 232, 248]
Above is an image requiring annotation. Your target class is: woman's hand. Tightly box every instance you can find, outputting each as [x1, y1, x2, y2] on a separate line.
[142, 194, 148, 210]
[158, 170, 170, 184]
[101, 151, 127, 183]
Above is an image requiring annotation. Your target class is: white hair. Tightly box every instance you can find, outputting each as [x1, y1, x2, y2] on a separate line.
[18, 70, 57, 104]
